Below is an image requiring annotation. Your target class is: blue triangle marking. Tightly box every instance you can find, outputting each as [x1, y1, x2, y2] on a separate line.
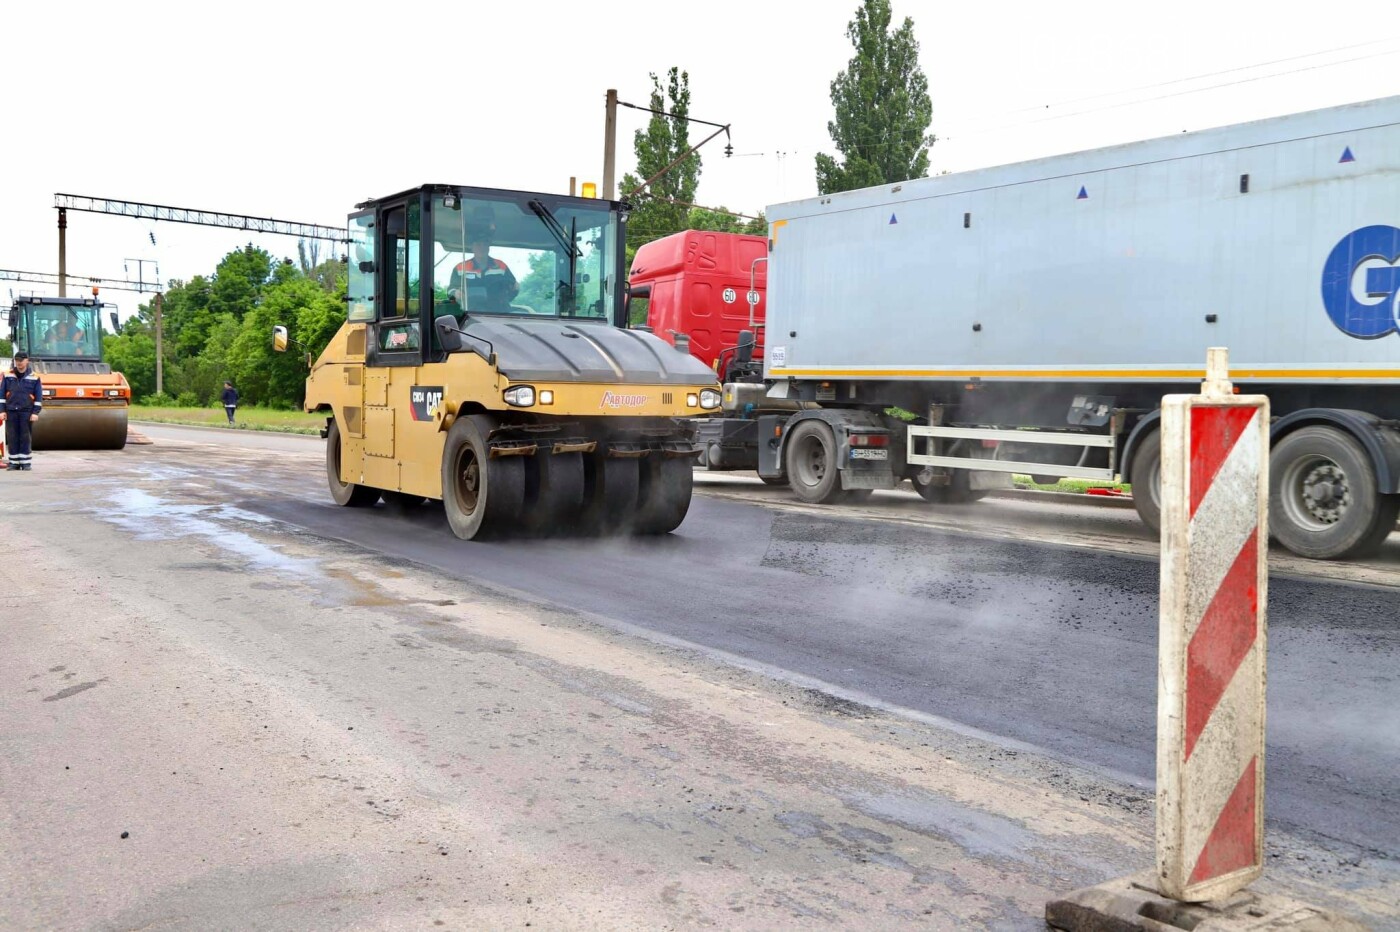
[1340, 146, 1355, 163]
[889, 213, 898, 224]
[1076, 186, 1088, 200]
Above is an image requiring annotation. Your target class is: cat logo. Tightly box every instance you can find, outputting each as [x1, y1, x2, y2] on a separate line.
[409, 385, 445, 421]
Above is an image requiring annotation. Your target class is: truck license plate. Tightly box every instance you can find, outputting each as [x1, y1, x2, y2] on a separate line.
[850, 449, 888, 461]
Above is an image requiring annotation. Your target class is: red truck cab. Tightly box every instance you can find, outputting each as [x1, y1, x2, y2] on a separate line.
[628, 231, 767, 381]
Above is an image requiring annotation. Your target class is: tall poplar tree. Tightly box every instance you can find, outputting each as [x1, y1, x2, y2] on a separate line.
[620, 68, 702, 262]
[815, 0, 933, 194]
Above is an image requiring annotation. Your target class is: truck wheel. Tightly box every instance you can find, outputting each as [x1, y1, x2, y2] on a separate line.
[785, 420, 847, 504]
[523, 451, 585, 535]
[1270, 426, 1399, 560]
[326, 419, 379, 507]
[912, 468, 987, 505]
[441, 415, 525, 540]
[579, 453, 640, 533]
[1129, 429, 1163, 536]
[635, 455, 693, 534]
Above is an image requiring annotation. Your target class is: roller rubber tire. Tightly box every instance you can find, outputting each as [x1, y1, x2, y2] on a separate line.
[523, 451, 585, 536]
[441, 415, 525, 540]
[1270, 426, 1399, 560]
[1129, 429, 1163, 536]
[635, 455, 693, 535]
[784, 420, 848, 504]
[326, 419, 380, 507]
[579, 453, 640, 534]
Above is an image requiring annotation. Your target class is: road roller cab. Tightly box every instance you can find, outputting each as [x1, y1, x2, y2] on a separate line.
[7, 295, 130, 449]
[287, 184, 722, 539]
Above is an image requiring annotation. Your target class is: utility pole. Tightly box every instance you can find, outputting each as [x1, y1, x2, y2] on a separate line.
[125, 258, 158, 294]
[153, 292, 164, 396]
[57, 207, 68, 297]
[127, 257, 162, 394]
[603, 89, 618, 200]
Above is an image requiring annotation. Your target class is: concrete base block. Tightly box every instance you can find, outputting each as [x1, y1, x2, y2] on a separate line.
[1045, 871, 1368, 931]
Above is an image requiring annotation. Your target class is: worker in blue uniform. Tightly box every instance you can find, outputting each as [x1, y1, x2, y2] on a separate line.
[2, 353, 43, 470]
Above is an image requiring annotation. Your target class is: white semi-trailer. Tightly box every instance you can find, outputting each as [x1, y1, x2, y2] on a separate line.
[715, 96, 1400, 560]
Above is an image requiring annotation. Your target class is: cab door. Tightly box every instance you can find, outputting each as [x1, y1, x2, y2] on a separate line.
[363, 196, 427, 492]
[330, 209, 376, 487]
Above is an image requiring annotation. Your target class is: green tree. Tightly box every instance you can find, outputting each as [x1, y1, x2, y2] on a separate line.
[166, 312, 239, 405]
[515, 251, 558, 313]
[103, 330, 157, 399]
[687, 206, 766, 236]
[159, 275, 215, 357]
[306, 257, 347, 294]
[0, 338, 12, 357]
[815, 0, 933, 194]
[209, 244, 273, 320]
[223, 273, 345, 408]
[620, 68, 702, 266]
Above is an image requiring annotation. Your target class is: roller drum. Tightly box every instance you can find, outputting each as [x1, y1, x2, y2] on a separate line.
[31, 405, 129, 450]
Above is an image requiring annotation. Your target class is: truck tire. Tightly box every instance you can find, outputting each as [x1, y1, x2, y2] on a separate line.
[441, 415, 525, 540]
[912, 468, 987, 505]
[1270, 426, 1399, 560]
[1129, 429, 1163, 536]
[785, 420, 847, 504]
[635, 455, 693, 534]
[326, 419, 380, 507]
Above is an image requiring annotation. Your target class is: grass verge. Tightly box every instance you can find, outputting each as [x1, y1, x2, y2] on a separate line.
[130, 406, 324, 435]
[1012, 475, 1131, 495]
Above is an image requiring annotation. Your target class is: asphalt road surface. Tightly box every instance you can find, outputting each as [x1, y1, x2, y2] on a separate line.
[1, 424, 1394, 928]
[142, 424, 1400, 854]
[246, 451, 1400, 855]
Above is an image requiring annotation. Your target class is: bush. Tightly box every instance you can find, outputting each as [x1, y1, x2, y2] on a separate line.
[139, 391, 174, 407]
[175, 391, 200, 408]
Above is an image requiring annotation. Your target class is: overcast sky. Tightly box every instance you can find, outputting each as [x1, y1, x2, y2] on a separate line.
[5, 1, 1397, 318]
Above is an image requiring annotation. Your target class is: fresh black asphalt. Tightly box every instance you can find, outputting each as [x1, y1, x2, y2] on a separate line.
[248, 491, 1400, 860]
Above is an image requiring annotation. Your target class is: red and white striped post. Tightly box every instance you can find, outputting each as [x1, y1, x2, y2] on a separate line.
[1156, 347, 1269, 902]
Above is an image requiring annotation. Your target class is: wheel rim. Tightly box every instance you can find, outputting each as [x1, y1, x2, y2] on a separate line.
[792, 432, 827, 489]
[454, 446, 482, 515]
[1280, 453, 1351, 529]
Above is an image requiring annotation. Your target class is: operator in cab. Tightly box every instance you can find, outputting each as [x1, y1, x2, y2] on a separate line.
[449, 208, 518, 313]
[42, 317, 86, 356]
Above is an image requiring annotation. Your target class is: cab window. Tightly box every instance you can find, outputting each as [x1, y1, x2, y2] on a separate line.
[431, 194, 614, 320]
[377, 202, 422, 360]
[347, 212, 375, 322]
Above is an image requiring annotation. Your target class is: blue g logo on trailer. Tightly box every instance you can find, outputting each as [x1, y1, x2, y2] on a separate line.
[1321, 225, 1400, 339]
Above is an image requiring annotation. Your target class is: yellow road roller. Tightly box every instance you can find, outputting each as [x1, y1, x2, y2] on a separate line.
[279, 184, 722, 539]
[8, 295, 130, 449]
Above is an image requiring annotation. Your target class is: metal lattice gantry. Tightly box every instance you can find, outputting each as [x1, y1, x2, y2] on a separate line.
[54, 193, 348, 243]
[1, 268, 163, 294]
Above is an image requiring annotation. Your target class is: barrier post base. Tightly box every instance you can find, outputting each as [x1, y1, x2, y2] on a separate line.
[1046, 871, 1365, 932]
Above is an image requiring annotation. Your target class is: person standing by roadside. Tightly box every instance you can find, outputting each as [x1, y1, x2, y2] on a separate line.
[2, 353, 42, 470]
[221, 381, 239, 426]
